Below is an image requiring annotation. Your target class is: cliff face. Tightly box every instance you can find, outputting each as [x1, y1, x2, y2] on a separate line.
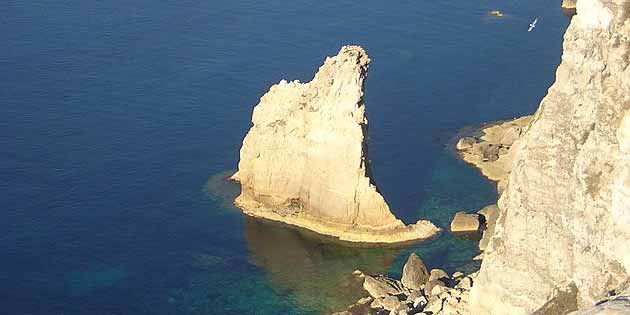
[470, 1, 630, 314]
[232, 46, 439, 243]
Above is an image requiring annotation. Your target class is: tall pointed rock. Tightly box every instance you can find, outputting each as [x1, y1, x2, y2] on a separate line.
[401, 253, 430, 290]
[231, 46, 439, 243]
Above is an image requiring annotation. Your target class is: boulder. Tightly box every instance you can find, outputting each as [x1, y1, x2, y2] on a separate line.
[456, 137, 476, 150]
[431, 283, 446, 296]
[392, 303, 412, 315]
[424, 296, 444, 314]
[363, 275, 405, 298]
[370, 297, 383, 309]
[450, 212, 481, 233]
[401, 253, 430, 290]
[429, 269, 449, 282]
[424, 280, 447, 296]
[409, 292, 428, 309]
[352, 269, 365, 278]
[380, 295, 403, 311]
[456, 277, 473, 290]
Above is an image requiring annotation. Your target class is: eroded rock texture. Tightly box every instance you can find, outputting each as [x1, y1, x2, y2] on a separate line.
[470, 1, 630, 314]
[232, 46, 439, 243]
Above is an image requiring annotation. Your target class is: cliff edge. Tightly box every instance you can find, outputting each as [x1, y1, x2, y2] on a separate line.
[470, 0, 630, 314]
[232, 46, 439, 243]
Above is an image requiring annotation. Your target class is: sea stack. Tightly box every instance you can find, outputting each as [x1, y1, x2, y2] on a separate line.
[232, 46, 439, 243]
[470, 0, 630, 314]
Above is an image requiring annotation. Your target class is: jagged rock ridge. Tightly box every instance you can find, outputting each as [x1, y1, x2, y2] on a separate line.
[232, 46, 439, 243]
[470, 0, 630, 314]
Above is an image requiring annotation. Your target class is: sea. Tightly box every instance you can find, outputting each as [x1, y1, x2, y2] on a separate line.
[1, 0, 570, 314]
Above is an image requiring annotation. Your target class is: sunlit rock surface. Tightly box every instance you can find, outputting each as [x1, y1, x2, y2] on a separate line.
[562, 0, 578, 9]
[470, 1, 630, 314]
[232, 46, 439, 243]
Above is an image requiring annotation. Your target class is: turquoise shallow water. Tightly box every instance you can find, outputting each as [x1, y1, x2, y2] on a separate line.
[2, 0, 569, 314]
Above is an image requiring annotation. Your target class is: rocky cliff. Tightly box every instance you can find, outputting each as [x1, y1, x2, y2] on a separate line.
[470, 0, 630, 314]
[232, 46, 439, 243]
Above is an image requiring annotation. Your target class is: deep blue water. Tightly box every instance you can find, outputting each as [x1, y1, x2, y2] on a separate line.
[1, 0, 569, 314]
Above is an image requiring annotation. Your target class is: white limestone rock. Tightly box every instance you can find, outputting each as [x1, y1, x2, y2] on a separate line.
[232, 46, 439, 243]
[470, 1, 630, 314]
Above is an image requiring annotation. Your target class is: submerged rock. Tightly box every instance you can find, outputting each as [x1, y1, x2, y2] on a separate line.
[232, 45, 439, 243]
[401, 253, 430, 290]
[488, 10, 504, 17]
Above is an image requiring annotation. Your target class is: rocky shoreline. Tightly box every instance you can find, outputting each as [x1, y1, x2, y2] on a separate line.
[333, 254, 476, 315]
[455, 116, 532, 193]
[234, 198, 440, 244]
[328, 117, 530, 315]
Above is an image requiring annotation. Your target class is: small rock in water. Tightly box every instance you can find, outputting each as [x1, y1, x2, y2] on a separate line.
[488, 10, 504, 17]
[401, 253, 430, 290]
[450, 212, 481, 233]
